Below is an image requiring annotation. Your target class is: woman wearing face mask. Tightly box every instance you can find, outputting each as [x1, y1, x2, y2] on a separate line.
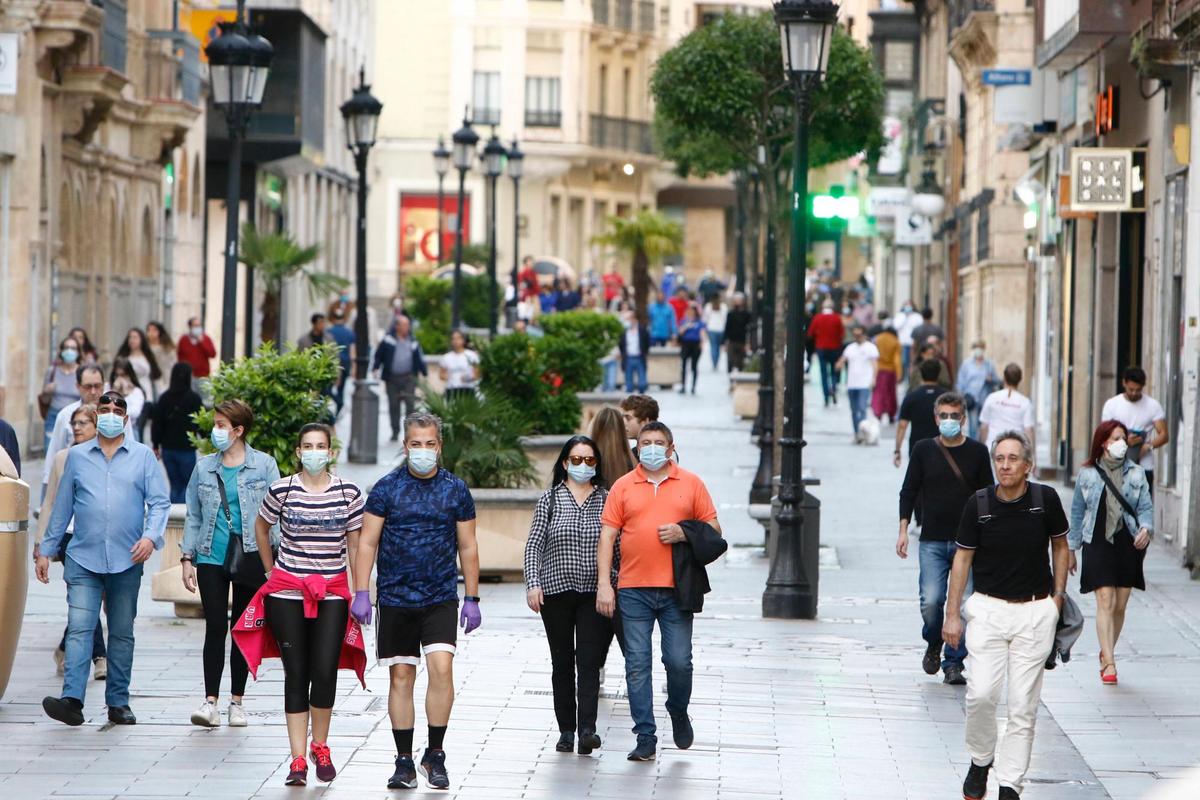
[67, 326, 99, 364]
[40, 337, 83, 449]
[108, 358, 147, 442]
[523, 436, 614, 755]
[1068, 421, 1154, 685]
[180, 400, 281, 727]
[235, 423, 366, 787]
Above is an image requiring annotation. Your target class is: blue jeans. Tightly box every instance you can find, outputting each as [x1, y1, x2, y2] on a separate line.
[161, 447, 196, 504]
[63, 557, 143, 707]
[618, 588, 693, 742]
[848, 388, 870, 434]
[817, 349, 841, 401]
[901, 344, 912, 379]
[623, 356, 647, 393]
[602, 358, 619, 392]
[707, 331, 724, 368]
[918, 540, 971, 671]
[58, 620, 105, 659]
[967, 406, 981, 440]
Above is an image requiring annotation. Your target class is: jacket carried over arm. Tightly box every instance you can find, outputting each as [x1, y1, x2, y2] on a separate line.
[671, 519, 727, 613]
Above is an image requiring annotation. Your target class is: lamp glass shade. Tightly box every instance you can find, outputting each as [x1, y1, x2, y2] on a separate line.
[205, 23, 258, 109]
[245, 34, 273, 104]
[774, 2, 838, 79]
[452, 121, 480, 171]
[433, 139, 451, 177]
[482, 135, 506, 177]
[210, 64, 232, 105]
[911, 193, 946, 218]
[507, 144, 524, 179]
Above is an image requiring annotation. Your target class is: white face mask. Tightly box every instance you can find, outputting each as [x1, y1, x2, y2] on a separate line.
[190, 326, 203, 338]
[1107, 439, 1129, 461]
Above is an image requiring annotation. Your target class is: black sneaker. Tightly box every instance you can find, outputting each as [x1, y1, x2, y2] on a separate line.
[670, 713, 694, 750]
[962, 761, 991, 800]
[419, 748, 450, 790]
[106, 705, 137, 725]
[923, 640, 942, 675]
[998, 788, 1019, 800]
[387, 755, 417, 789]
[944, 665, 967, 686]
[555, 732, 573, 753]
[627, 736, 657, 761]
[578, 731, 602, 755]
[42, 696, 84, 726]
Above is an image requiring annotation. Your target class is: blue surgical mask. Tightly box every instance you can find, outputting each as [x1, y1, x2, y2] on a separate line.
[61, 349, 79, 364]
[567, 464, 596, 483]
[97, 412, 124, 439]
[210, 427, 232, 452]
[408, 447, 438, 475]
[639, 444, 669, 470]
[301, 450, 330, 474]
[939, 419, 962, 439]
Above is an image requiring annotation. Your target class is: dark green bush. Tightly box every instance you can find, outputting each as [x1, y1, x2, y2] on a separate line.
[421, 387, 537, 489]
[479, 333, 582, 435]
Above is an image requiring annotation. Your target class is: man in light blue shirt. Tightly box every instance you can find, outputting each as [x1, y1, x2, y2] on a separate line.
[36, 391, 171, 726]
[956, 340, 1000, 439]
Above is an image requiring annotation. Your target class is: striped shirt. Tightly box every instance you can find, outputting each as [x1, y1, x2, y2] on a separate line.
[258, 475, 364, 595]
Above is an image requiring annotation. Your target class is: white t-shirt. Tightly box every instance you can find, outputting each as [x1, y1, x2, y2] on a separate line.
[1100, 393, 1166, 470]
[979, 388, 1035, 449]
[441, 349, 480, 389]
[702, 304, 728, 334]
[841, 342, 879, 389]
[895, 311, 924, 346]
[623, 327, 641, 358]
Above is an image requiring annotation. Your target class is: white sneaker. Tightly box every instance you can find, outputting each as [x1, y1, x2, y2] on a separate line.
[190, 700, 220, 728]
[92, 657, 107, 681]
[227, 701, 248, 727]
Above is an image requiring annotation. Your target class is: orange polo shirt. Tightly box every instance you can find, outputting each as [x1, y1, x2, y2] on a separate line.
[601, 462, 719, 589]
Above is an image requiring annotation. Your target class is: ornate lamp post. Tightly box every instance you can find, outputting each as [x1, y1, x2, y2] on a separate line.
[506, 139, 524, 322]
[450, 117, 479, 330]
[749, 149, 775, 504]
[764, 0, 838, 620]
[481, 132, 507, 336]
[340, 69, 383, 464]
[432, 138, 451, 267]
[206, 0, 272, 362]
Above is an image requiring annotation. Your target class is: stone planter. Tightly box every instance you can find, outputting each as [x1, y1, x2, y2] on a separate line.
[520, 434, 572, 489]
[472, 488, 544, 580]
[151, 505, 203, 618]
[730, 372, 760, 420]
[577, 392, 626, 434]
[614, 346, 680, 390]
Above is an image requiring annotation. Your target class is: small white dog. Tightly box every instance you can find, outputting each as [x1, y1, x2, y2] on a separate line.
[857, 416, 881, 446]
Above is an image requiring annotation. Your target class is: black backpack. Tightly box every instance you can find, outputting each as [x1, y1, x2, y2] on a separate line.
[975, 483, 1045, 525]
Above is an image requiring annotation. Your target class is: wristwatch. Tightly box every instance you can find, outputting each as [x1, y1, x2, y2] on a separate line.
[180, 555, 193, 564]
[464, 595, 481, 603]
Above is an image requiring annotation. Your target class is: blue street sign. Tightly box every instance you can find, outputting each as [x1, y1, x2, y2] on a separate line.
[982, 69, 1032, 86]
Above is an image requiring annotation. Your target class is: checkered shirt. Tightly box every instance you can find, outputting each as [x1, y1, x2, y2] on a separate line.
[523, 483, 617, 594]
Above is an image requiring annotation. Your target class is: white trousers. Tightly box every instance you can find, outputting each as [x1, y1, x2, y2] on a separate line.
[962, 593, 1058, 793]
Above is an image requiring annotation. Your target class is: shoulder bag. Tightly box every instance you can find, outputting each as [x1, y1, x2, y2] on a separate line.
[935, 439, 970, 491]
[221, 471, 276, 588]
[1093, 466, 1139, 521]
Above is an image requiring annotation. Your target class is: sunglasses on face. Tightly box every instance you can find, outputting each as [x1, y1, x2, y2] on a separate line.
[567, 456, 597, 466]
[936, 412, 963, 421]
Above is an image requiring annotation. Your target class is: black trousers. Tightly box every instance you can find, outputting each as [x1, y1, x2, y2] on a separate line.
[196, 564, 256, 698]
[266, 595, 348, 713]
[680, 341, 701, 390]
[540, 591, 614, 735]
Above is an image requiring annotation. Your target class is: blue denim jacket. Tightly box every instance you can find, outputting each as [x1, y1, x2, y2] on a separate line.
[1068, 461, 1153, 550]
[181, 444, 281, 558]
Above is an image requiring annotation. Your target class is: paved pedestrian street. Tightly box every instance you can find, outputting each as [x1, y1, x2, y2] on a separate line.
[3, 369, 1200, 799]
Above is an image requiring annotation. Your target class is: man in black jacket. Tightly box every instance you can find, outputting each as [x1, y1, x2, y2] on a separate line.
[372, 316, 428, 442]
[618, 309, 651, 393]
[723, 293, 752, 373]
[896, 391, 992, 685]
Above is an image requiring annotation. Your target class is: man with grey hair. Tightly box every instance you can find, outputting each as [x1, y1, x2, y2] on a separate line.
[724, 292, 753, 373]
[943, 431, 1071, 800]
[352, 412, 481, 790]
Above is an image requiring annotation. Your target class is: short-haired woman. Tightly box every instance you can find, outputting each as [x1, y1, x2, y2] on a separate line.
[181, 399, 280, 727]
[1069, 420, 1153, 685]
[523, 435, 615, 756]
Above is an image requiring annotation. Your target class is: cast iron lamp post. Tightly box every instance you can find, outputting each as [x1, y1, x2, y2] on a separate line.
[506, 139, 524, 322]
[433, 138, 451, 267]
[482, 132, 506, 336]
[450, 117, 479, 329]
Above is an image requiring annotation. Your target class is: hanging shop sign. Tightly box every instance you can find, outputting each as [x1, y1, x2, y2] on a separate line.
[893, 207, 933, 246]
[0, 33, 17, 96]
[1068, 148, 1133, 212]
[867, 187, 911, 218]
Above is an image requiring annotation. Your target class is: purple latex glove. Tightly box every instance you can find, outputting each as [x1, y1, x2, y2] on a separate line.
[349, 590, 372, 625]
[460, 599, 481, 634]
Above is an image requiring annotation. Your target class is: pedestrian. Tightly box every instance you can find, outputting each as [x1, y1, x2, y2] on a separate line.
[957, 340, 1001, 439]
[438, 329, 480, 402]
[1100, 366, 1168, 491]
[596, 421, 721, 761]
[871, 319, 902, 424]
[851, 290, 876, 329]
[590, 407, 637, 489]
[894, 301, 923, 380]
[109, 358, 147, 441]
[539, 282, 559, 315]
[36, 403, 106, 681]
[145, 321, 177, 396]
[808, 300, 845, 406]
[618, 309, 650, 394]
[914, 340, 952, 390]
[297, 312, 330, 350]
[177, 316, 217, 390]
[896, 392, 991, 685]
[910, 308, 945, 349]
[620, 394, 659, 447]
[894, 359, 946, 467]
[66, 326, 99, 364]
[660, 266, 680, 299]
[602, 264, 625, 304]
[677, 305, 705, 395]
[697, 269, 724, 303]
[1068, 420, 1153, 685]
[327, 312, 355, 417]
[39, 336, 83, 449]
[42, 365, 132, 499]
[116, 327, 163, 407]
[555, 278, 582, 312]
[372, 315, 427, 442]
[648, 289, 677, 346]
[702, 295, 728, 371]
[151, 363, 202, 503]
[835, 325, 878, 441]
[724, 293, 752, 373]
[944, 431, 1070, 800]
[180, 400, 281, 728]
[518, 255, 540, 302]
[979, 364, 1035, 452]
[351, 412, 481, 791]
[36, 391, 171, 726]
[668, 286, 690, 324]
[523, 435, 615, 755]
[234, 422, 367, 786]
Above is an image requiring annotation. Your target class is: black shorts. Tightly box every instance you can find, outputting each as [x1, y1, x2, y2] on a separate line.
[376, 599, 458, 666]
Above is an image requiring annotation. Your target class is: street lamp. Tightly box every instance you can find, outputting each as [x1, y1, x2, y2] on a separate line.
[506, 139, 524, 321]
[340, 68, 383, 464]
[450, 116, 479, 329]
[482, 131, 506, 337]
[206, 1, 272, 362]
[911, 156, 946, 218]
[433, 138, 451, 267]
[749, 151, 775, 504]
[764, 0, 838, 620]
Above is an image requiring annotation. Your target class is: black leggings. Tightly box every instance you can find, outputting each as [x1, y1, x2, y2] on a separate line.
[680, 341, 701, 390]
[196, 564, 256, 698]
[265, 595, 348, 714]
[540, 591, 615, 735]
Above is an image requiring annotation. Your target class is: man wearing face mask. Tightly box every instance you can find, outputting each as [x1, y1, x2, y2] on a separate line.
[352, 413, 481, 791]
[896, 393, 992, 685]
[177, 317, 217, 387]
[36, 392, 171, 726]
[42, 365, 133, 499]
[956, 340, 1000, 439]
[596, 422, 721, 762]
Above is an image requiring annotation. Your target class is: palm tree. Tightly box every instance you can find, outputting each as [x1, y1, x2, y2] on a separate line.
[237, 224, 349, 346]
[592, 210, 683, 325]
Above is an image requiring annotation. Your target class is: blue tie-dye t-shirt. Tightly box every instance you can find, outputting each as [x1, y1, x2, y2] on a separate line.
[365, 467, 476, 608]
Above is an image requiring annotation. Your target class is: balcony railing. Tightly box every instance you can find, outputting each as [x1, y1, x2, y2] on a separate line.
[593, 0, 656, 34]
[592, 0, 610, 25]
[616, 0, 634, 31]
[638, 1, 655, 35]
[474, 107, 501, 126]
[525, 110, 563, 128]
[949, 0, 995, 38]
[589, 114, 654, 154]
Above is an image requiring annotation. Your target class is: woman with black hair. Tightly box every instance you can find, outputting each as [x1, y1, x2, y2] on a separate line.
[116, 327, 163, 398]
[151, 363, 202, 502]
[522, 435, 615, 756]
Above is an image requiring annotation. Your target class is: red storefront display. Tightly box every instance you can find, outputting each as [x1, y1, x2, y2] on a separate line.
[398, 193, 469, 275]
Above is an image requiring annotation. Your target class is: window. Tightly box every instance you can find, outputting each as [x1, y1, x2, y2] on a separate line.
[883, 41, 914, 81]
[525, 77, 561, 127]
[473, 72, 501, 125]
[885, 88, 914, 117]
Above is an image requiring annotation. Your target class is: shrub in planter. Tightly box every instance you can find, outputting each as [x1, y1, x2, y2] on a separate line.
[421, 389, 537, 489]
[479, 333, 582, 435]
[405, 274, 495, 353]
[537, 310, 624, 393]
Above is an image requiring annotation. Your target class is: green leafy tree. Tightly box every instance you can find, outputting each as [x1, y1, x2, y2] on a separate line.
[420, 389, 537, 489]
[238, 225, 350, 346]
[591, 211, 682, 326]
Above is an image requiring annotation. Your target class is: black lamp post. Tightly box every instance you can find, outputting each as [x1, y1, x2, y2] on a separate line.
[206, 0, 272, 362]
[482, 131, 506, 336]
[450, 116, 479, 330]
[340, 68, 383, 464]
[506, 139, 524, 322]
[734, 172, 746, 294]
[749, 149, 774, 503]
[764, 0, 838, 620]
[433, 138, 451, 267]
